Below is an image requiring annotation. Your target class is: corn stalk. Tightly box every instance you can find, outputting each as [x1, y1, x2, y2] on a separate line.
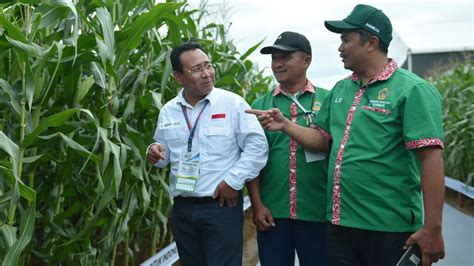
[429, 56, 474, 185]
[0, 0, 271, 264]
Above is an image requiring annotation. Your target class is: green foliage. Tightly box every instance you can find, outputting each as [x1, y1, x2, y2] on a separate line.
[0, 0, 271, 264]
[429, 57, 474, 185]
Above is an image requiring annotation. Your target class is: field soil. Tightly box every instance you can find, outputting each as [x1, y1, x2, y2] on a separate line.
[243, 209, 259, 266]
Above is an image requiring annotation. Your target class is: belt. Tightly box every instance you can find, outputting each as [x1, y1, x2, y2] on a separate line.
[174, 196, 217, 204]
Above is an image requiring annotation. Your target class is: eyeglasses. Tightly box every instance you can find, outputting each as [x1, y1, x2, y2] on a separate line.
[184, 63, 215, 76]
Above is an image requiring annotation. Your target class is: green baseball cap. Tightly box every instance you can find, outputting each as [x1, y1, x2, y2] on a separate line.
[324, 4, 393, 46]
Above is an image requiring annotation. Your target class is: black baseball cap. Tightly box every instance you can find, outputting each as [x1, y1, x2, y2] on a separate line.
[260, 31, 312, 55]
[324, 4, 393, 46]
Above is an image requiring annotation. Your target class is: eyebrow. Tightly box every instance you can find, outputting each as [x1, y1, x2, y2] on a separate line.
[190, 61, 211, 68]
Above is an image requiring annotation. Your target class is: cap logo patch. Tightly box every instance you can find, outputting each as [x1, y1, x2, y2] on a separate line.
[365, 23, 380, 33]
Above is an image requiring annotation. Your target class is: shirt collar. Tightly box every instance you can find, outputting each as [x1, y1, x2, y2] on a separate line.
[349, 59, 398, 85]
[177, 87, 217, 107]
[273, 80, 315, 96]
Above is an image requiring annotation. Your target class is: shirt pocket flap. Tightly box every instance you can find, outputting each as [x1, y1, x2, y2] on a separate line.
[204, 126, 231, 136]
[362, 105, 392, 115]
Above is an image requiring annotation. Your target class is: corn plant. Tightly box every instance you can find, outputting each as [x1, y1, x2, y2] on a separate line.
[429, 56, 474, 185]
[0, 0, 271, 264]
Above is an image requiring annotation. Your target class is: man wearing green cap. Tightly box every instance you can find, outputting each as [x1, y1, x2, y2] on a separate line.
[247, 4, 445, 266]
[246, 31, 330, 265]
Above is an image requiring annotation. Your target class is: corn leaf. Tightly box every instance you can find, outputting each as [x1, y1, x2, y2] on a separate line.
[2, 202, 36, 266]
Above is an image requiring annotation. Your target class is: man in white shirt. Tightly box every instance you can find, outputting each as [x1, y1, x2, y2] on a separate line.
[147, 41, 268, 266]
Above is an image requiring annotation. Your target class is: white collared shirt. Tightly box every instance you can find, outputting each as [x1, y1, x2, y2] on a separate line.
[152, 88, 268, 197]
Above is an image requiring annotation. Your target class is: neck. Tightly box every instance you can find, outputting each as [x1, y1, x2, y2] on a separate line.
[280, 78, 308, 95]
[183, 91, 206, 106]
[356, 56, 389, 86]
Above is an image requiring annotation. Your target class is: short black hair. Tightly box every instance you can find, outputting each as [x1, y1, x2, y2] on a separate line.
[170, 42, 207, 73]
[354, 29, 388, 54]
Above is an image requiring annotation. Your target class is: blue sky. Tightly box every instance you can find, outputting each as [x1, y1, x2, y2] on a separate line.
[188, 0, 473, 88]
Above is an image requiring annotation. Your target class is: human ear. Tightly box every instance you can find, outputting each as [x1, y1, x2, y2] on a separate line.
[173, 71, 184, 85]
[304, 55, 312, 68]
[367, 36, 380, 52]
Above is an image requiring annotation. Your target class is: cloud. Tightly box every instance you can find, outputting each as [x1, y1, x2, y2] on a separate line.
[189, 0, 473, 88]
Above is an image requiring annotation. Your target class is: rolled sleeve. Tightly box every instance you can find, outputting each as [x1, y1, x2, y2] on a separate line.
[224, 100, 268, 190]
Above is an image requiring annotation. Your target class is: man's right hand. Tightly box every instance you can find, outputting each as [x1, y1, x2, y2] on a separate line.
[146, 143, 166, 164]
[405, 226, 445, 266]
[252, 202, 275, 231]
[245, 108, 290, 131]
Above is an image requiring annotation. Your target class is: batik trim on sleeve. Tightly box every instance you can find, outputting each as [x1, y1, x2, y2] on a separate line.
[405, 138, 444, 149]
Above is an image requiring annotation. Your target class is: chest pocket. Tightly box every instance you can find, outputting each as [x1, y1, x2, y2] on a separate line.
[360, 105, 397, 132]
[204, 125, 233, 155]
[162, 127, 186, 155]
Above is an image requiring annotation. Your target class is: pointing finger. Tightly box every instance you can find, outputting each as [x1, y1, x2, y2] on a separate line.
[245, 109, 263, 116]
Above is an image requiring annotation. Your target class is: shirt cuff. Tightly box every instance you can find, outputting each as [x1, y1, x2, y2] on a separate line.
[147, 142, 166, 167]
[405, 138, 444, 149]
[224, 176, 244, 191]
[146, 142, 158, 155]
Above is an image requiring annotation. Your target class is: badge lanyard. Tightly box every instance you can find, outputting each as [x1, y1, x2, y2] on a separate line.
[180, 101, 209, 152]
[273, 91, 315, 125]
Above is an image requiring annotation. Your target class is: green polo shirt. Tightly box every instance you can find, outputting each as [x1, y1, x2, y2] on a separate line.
[252, 86, 330, 222]
[315, 66, 444, 232]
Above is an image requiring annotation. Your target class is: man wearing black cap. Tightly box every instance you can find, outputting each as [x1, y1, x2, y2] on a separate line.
[247, 5, 445, 266]
[246, 31, 330, 265]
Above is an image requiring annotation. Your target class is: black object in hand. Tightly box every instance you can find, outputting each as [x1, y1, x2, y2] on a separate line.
[396, 245, 422, 266]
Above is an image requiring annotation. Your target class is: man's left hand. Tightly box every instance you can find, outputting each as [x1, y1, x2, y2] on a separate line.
[405, 226, 445, 266]
[213, 181, 238, 207]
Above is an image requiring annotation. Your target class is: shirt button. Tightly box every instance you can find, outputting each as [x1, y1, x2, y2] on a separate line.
[346, 126, 350, 130]
[335, 164, 341, 169]
[340, 144, 345, 149]
[351, 107, 356, 111]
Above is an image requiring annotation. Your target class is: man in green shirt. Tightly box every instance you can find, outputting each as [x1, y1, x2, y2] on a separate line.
[247, 5, 445, 266]
[246, 31, 330, 266]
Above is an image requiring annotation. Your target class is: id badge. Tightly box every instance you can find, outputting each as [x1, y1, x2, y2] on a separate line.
[176, 151, 200, 192]
[304, 149, 326, 162]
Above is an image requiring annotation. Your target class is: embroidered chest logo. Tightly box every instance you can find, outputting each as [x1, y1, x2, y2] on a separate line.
[377, 87, 391, 101]
[370, 87, 392, 109]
